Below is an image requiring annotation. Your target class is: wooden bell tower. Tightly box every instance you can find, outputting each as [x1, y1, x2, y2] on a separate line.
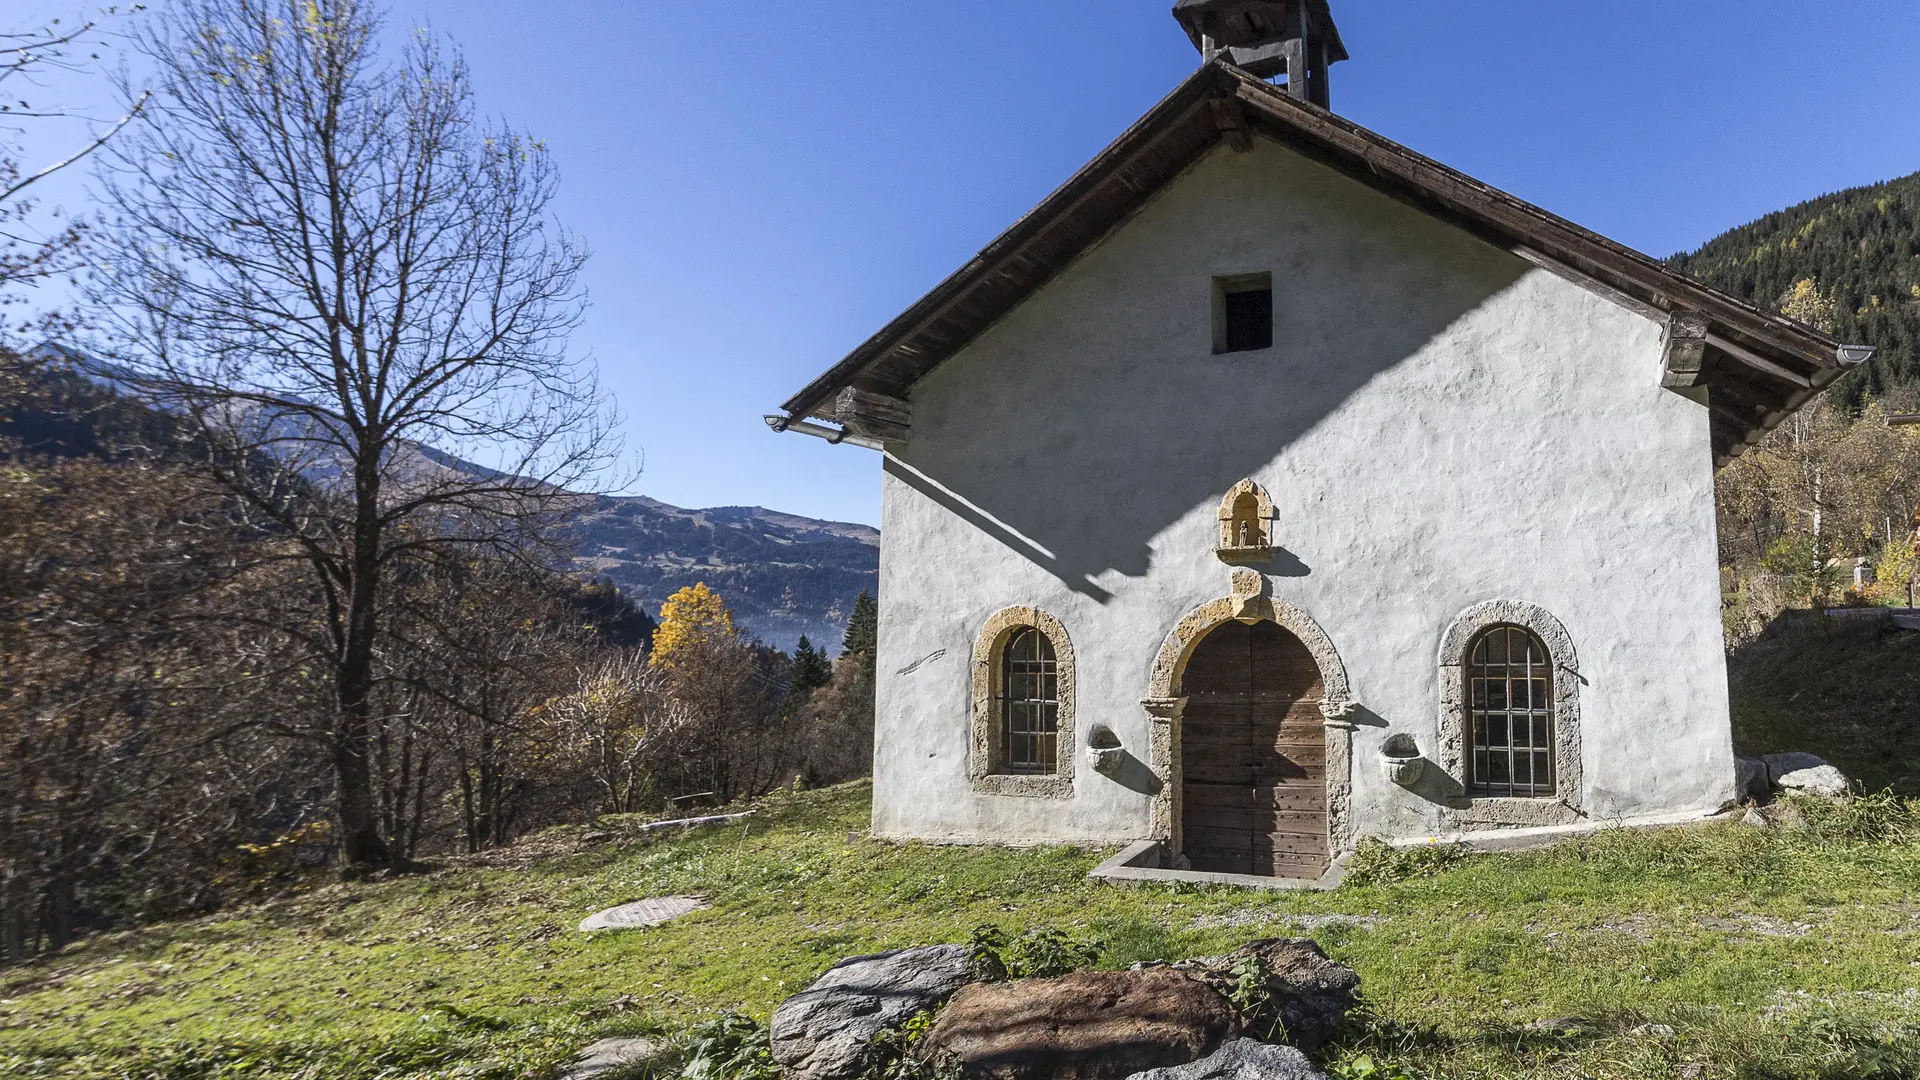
[1172, 0, 1348, 109]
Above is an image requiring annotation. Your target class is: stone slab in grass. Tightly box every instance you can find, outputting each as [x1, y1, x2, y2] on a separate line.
[578, 896, 708, 932]
[562, 1037, 661, 1080]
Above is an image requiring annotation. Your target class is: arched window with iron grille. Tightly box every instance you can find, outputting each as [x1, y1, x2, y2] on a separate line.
[1467, 625, 1555, 797]
[999, 628, 1059, 774]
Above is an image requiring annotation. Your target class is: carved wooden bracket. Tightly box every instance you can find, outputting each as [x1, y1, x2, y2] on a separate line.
[1661, 309, 1709, 390]
[835, 387, 911, 444]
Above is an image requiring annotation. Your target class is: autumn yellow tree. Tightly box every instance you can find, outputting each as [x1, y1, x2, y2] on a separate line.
[1717, 278, 1920, 634]
[650, 583, 736, 671]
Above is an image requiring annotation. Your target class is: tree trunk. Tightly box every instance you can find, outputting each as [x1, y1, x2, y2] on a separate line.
[41, 873, 75, 953]
[1, 870, 30, 967]
[334, 506, 392, 868]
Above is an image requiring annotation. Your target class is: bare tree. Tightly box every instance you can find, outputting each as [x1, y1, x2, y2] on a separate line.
[0, 447, 309, 964]
[89, 0, 617, 867]
[547, 651, 687, 818]
[1, 8, 146, 338]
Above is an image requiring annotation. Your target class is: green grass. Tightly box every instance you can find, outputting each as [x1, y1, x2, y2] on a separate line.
[6, 782, 1920, 1079]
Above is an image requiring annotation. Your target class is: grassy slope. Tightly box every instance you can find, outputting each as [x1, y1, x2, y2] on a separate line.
[6, 783, 1920, 1080]
[1729, 615, 1920, 794]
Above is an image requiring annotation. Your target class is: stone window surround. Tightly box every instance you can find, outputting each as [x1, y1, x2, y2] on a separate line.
[1436, 600, 1584, 829]
[969, 606, 1077, 798]
[1141, 582, 1357, 861]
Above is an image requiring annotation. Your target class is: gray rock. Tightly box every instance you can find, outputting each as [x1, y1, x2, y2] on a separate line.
[771, 944, 973, 1080]
[562, 1037, 661, 1080]
[1126, 1038, 1327, 1080]
[1630, 1023, 1675, 1037]
[1734, 757, 1768, 801]
[579, 896, 708, 932]
[1146, 939, 1359, 1052]
[1761, 753, 1828, 786]
[1521, 1016, 1593, 1036]
[1775, 763, 1851, 800]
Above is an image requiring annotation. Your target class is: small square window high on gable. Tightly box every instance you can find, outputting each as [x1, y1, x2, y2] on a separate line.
[1212, 273, 1273, 354]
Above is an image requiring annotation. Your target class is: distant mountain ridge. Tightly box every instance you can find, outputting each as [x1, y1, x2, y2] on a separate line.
[20, 347, 877, 654]
[1670, 170, 1920, 404]
[569, 494, 877, 654]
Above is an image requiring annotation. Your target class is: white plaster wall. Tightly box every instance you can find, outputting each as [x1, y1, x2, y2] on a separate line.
[871, 136, 1734, 845]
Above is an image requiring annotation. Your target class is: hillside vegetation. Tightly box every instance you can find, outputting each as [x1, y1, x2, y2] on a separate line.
[1729, 613, 1920, 794]
[1671, 170, 1920, 404]
[6, 781, 1920, 1080]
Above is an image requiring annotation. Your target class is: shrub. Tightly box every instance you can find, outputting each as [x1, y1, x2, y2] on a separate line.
[967, 924, 1100, 981]
[1342, 838, 1468, 887]
[864, 1010, 960, 1080]
[678, 1013, 779, 1080]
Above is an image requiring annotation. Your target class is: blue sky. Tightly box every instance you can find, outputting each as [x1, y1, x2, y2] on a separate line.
[14, 2, 1920, 526]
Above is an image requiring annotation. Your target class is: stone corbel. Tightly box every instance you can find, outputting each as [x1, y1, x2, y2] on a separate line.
[1318, 695, 1359, 730]
[1229, 567, 1268, 623]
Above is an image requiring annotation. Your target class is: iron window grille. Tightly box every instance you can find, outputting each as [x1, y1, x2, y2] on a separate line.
[1000, 627, 1059, 774]
[1467, 626, 1555, 797]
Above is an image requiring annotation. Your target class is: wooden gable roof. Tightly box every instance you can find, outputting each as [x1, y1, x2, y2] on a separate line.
[779, 61, 1861, 464]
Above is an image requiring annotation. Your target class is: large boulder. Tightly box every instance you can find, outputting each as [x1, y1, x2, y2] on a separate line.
[1126, 1039, 1327, 1080]
[1761, 753, 1828, 785]
[771, 944, 973, 1080]
[1144, 939, 1359, 1052]
[1775, 764, 1852, 801]
[924, 968, 1237, 1080]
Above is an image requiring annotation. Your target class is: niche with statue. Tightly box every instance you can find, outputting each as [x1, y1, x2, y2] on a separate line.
[1215, 479, 1275, 564]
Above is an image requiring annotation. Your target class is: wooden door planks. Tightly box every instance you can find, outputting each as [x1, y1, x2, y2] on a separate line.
[1180, 620, 1330, 878]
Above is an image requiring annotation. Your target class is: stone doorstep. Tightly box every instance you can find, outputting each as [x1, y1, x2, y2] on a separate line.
[1090, 807, 1739, 890]
[1089, 841, 1345, 892]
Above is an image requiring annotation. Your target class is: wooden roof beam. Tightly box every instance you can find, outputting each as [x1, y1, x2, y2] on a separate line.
[1706, 333, 1814, 390]
[1209, 97, 1253, 153]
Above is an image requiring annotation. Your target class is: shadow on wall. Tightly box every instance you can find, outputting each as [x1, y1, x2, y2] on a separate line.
[885, 154, 1533, 602]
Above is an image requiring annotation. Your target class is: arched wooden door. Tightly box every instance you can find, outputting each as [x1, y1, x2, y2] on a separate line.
[1180, 620, 1329, 878]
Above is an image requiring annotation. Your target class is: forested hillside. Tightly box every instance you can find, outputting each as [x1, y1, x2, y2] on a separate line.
[571, 496, 876, 653]
[1670, 171, 1920, 404]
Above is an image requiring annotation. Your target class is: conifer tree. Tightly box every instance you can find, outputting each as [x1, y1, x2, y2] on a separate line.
[841, 590, 878, 682]
[789, 635, 833, 697]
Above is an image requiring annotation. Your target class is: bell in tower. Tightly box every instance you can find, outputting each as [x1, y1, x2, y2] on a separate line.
[1172, 0, 1348, 109]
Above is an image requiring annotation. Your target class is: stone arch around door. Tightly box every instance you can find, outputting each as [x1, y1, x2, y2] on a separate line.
[1141, 594, 1356, 870]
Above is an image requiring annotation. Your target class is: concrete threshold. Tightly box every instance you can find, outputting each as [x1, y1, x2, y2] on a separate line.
[1089, 806, 1734, 891]
[1388, 806, 1740, 853]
